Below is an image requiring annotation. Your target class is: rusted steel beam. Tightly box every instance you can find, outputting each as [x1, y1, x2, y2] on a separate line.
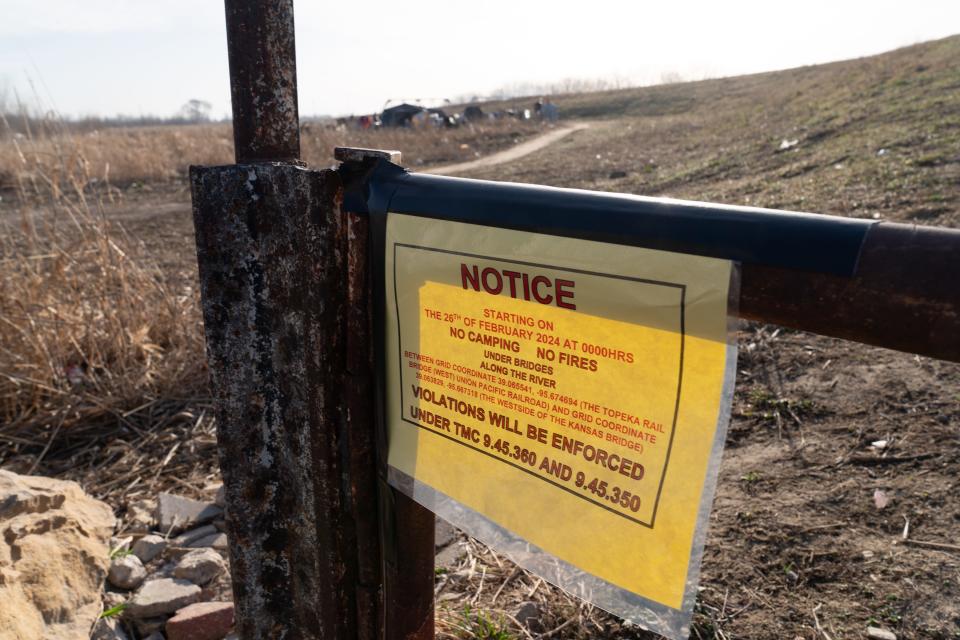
[338, 147, 436, 640]
[345, 207, 386, 640]
[346, 165, 960, 363]
[192, 164, 366, 639]
[224, 0, 301, 163]
[740, 222, 960, 361]
[384, 493, 436, 640]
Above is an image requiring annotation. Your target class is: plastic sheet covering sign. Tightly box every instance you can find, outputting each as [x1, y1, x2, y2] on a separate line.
[384, 213, 737, 639]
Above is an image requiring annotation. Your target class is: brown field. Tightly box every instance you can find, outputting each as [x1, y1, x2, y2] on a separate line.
[1, 35, 959, 639]
[0, 118, 544, 193]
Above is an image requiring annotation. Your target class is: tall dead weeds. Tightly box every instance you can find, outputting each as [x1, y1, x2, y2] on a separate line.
[0, 114, 206, 473]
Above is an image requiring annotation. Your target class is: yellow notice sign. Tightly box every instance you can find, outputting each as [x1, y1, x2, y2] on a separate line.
[385, 213, 735, 635]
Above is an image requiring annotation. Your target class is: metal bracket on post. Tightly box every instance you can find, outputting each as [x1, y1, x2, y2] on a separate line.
[335, 147, 402, 165]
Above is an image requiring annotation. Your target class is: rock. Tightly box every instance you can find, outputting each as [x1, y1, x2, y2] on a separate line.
[110, 536, 133, 553]
[90, 616, 131, 640]
[157, 493, 222, 534]
[435, 542, 464, 568]
[190, 532, 229, 550]
[103, 591, 127, 609]
[199, 568, 234, 603]
[435, 519, 457, 549]
[174, 548, 227, 586]
[126, 578, 201, 618]
[132, 615, 166, 635]
[172, 524, 218, 547]
[867, 628, 897, 640]
[125, 498, 157, 533]
[133, 534, 167, 563]
[0, 470, 116, 640]
[155, 560, 178, 578]
[166, 601, 235, 640]
[108, 554, 148, 590]
[213, 483, 225, 508]
[513, 601, 543, 632]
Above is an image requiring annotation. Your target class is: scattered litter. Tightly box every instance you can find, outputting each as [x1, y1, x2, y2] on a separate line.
[65, 363, 86, 386]
[866, 626, 897, 640]
[877, 148, 888, 156]
[779, 139, 799, 150]
[873, 489, 890, 510]
[870, 440, 888, 450]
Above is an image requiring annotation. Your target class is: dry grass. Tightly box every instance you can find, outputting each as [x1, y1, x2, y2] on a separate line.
[0, 113, 543, 502]
[0, 117, 543, 193]
[0, 120, 208, 496]
[434, 537, 648, 640]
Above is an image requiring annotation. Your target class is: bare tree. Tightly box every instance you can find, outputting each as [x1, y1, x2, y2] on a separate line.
[179, 99, 212, 123]
[659, 71, 684, 85]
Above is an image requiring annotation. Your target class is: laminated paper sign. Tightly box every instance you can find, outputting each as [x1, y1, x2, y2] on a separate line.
[384, 213, 737, 639]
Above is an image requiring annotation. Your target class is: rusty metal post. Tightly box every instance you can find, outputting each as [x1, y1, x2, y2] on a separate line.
[224, 0, 300, 163]
[190, 2, 388, 638]
[337, 147, 437, 640]
[192, 166, 363, 638]
[383, 495, 436, 640]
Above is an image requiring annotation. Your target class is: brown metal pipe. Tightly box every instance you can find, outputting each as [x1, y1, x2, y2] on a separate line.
[384, 492, 436, 640]
[224, 0, 301, 163]
[740, 222, 960, 361]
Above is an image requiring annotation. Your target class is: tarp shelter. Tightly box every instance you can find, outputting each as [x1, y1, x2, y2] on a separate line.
[463, 105, 484, 121]
[381, 103, 426, 127]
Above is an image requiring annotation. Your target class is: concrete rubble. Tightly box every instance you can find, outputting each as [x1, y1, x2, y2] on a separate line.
[132, 535, 167, 564]
[157, 494, 223, 534]
[174, 549, 227, 586]
[1, 475, 466, 640]
[108, 555, 148, 590]
[166, 602, 235, 640]
[126, 578, 202, 618]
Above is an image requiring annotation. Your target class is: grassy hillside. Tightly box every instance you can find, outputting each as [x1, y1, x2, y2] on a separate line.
[469, 36, 960, 228]
[412, 37, 960, 639]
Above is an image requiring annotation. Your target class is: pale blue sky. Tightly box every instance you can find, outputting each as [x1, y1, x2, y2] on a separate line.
[1, 0, 958, 119]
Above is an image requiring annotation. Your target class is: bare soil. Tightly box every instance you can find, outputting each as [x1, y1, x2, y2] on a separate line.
[430, 124, 590, 175]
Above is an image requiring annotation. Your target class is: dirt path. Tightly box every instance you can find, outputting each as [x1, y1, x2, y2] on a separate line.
[428, 123, 590, 175]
